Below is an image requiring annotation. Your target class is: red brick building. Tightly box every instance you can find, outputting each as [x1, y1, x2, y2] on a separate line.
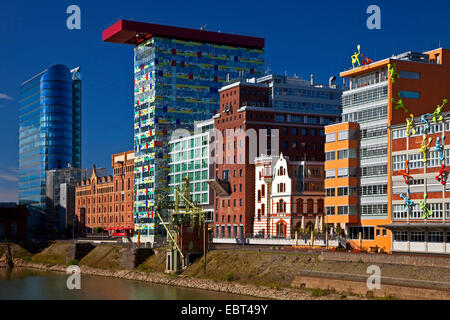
[75, 151, 135, 235]
[210, 75, 341, 239]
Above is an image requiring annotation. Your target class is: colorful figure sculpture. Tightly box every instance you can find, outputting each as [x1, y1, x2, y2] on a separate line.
[420, 114, 431, 134]
[418, 193, 433, 219]
[419, 135, 432, 163]
[361, 53, 374, 66]
[392, 92, 408, 113]
[398, 160, 414, 184]
[436, 164, 450, 185]
[431, 99, 448, 123]
[406, 114, 416, 137]
[399, 188, 414, 212]
[388, 62, 400, 83]
[351, 45, 361, 69]
[435, 134, 445, 161]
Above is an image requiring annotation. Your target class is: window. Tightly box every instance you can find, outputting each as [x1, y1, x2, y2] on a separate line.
[326, 188, 335, 197]
[392, 154, 407, 171]
[399, 71, 420, 80]
[360, 165, 387, 177]
[326, 206, 335, 215]
[399, 91, 420, 99]
[410, 231, 425, 242]
[325, 151, 335, 161]
[276, 221, 287, 237]
[393, 231, 408, 242]
[338, 149, 357, 159]
[360, 184, 387, 196]
[277, 183, 286, 192]
[338, 130, 357, 141]
[338, 205, 357, 215]
[325, 133, 335, 142]
[326, 169, 336, 179]
[337, 187, 348, 196]
[428, 203, 443, 219]
[361, 204, 387, 216]
[348, 226, 374, 240]
[337, 167, 358, 178]
[360, 145, 387, 159]
[428, 231, 443, 243]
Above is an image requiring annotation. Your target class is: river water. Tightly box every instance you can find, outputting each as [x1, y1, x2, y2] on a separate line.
[0, 268, 255, 300]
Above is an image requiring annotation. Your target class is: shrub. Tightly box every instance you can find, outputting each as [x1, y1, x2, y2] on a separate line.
[311, 288, 329, 297]
[67, 259, 79, 266]
[225, 272, 235, 282]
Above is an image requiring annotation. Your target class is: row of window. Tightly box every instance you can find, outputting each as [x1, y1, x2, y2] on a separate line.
[392, 203, 450, 219]
[326, 204, 387, 216]
[349, 70, 388, 90]
[393, 231, 450, 243]
[392, 150, 450, 170]
[325, 205, 358, 216]
[342, 86, 388, 108]
[392, 122, 449, 140]
[325, 167, 358, 179]
[343, 105, 388, 123]
[325, 129, 358, 143]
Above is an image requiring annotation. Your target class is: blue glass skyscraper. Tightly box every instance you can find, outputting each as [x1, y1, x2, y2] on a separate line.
[19, 64, 81, 210]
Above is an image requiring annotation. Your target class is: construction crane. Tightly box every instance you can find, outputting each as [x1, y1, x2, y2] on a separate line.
[154, 176, 208, 274]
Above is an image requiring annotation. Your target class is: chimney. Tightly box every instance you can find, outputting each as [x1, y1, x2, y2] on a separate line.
[310, 74, 314, 86]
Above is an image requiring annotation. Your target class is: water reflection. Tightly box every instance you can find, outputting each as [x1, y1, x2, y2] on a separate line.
[0, 268, 255, 300]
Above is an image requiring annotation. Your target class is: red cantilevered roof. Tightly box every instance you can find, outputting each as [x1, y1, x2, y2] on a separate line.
[102, 19, 264, 49]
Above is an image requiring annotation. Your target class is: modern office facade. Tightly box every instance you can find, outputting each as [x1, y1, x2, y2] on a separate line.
[168, 119, 214, 222]
[211, 74, 341, 239]
[325, 48, 450, 253]
[388, 113, 450, 254]
[103, 20, 265, 242]
[19, 65, 82, 213]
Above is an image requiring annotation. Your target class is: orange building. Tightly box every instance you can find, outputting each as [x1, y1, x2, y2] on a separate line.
[325, 48, 450, 253]
[75, 151, 135, 236]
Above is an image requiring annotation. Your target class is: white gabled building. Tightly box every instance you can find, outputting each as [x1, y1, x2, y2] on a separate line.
[254, 153, 325, 238]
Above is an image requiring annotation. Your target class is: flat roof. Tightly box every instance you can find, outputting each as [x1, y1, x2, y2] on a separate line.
[103, 19, 265, 49]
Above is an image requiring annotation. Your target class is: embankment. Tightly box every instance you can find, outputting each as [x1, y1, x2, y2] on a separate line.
[2, 243, 449, 300]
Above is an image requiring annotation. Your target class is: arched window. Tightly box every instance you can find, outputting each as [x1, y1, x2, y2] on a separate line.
[278, 200, 286, 213]
[276, 221, 287, 237]
[307, 199, 314, 213]
[317, 199, 324, 214]
[261, 184, 265, 197]
[296, 198, 303, 213]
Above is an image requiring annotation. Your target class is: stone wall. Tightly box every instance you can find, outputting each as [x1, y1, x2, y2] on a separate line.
[66, 242, 95, 262]
[291, 273, 450, 300]
[119, 247, 154, 269]
[320, 251, 450, 269]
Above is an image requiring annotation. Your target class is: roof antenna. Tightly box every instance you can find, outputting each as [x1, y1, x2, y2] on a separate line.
[200, 24, 207, 31]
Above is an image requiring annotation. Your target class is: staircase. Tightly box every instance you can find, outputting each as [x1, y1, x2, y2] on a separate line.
[206, 178, 231, 197]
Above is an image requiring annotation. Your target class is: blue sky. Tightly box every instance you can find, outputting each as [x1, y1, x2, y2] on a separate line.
[1, 0, 450, 202]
